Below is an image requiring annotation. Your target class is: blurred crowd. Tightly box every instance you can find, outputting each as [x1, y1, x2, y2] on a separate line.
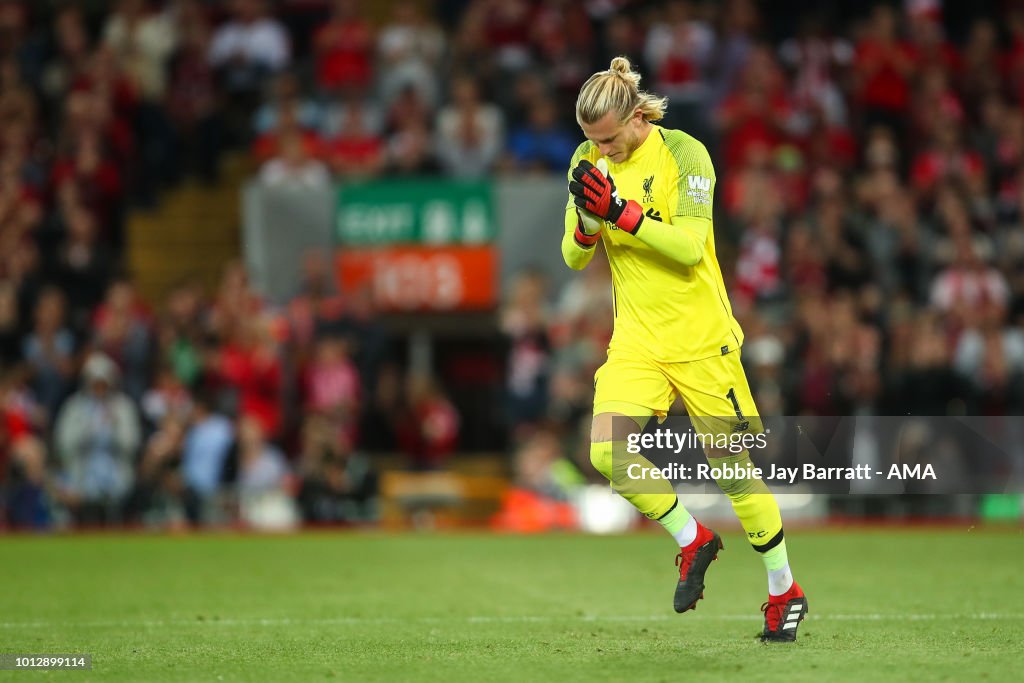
[3, 0, 1024, 529]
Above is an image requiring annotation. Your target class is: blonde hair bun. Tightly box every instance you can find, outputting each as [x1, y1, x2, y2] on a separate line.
[576, 56, 667, 126]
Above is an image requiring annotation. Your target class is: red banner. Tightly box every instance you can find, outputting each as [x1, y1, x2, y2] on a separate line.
[336, 246, 497, 312]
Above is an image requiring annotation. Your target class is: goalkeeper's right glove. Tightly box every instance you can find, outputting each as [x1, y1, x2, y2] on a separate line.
[574, 207, 604, 247]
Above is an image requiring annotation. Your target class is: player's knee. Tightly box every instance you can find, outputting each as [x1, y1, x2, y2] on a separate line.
[590, 413, 614, 443]
[589, 440, 614, 481]
[590, 411, 645, 443]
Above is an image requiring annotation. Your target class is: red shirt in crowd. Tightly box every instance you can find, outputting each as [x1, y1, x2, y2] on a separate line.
[717, 92, 792, 170]
[910, 148, 984, 194]
[854, 39, 917, 112]
[218, 343, 283, 437]
[314, 17, 373, 90]
[251, 129, 323, 164]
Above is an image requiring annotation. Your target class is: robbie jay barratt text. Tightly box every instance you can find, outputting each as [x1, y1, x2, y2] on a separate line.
[623, 462, 937, 483]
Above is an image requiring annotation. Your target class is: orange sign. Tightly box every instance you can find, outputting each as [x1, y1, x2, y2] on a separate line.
[337, 246, 497, 311]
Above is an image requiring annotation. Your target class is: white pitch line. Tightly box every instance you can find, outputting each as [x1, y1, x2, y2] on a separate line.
[0, 613, 1022, 629]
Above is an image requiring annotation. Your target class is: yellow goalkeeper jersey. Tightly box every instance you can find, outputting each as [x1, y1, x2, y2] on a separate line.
[566, 125, 743, 362]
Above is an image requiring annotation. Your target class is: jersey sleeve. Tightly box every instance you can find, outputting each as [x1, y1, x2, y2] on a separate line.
[562, 140, 599, 270]
[566, 140, 595, 210]
[662, 130, 715, 221]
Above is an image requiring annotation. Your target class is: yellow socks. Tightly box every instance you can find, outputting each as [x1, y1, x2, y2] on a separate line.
[711, 451, 793, 594]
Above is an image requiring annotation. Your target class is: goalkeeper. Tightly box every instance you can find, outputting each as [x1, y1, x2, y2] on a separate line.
[563, 57, 807, 642]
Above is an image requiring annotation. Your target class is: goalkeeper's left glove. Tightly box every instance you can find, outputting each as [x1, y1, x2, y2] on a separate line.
[568, 159, 645, 234]
[573, 207, 604, 247]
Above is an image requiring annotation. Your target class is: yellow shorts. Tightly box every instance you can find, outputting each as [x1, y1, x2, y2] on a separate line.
[593, 349, 762, 436]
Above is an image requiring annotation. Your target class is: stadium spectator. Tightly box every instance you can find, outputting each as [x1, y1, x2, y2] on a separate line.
[140, 364, 192, 431]
[91, 278, 154, 403]
[251, 99, 324, 165]
[132, 413, 187, 527]
[447, 2, 494, 83]
[166, 0, 222, 181]
[715, 45, 792, 171]
[209, 0, 290, 146]
[47, 204, 115, 333]
[358, 362, 402, 452]
[252, 71, 324, 136]
[436, 75, 504, 177]
[643, 0, 715, 131]
[214, 314, 283, 439]
[313, 0, 374, 95]
[377, 1, 446, 109]
[235, 414, 298, 530]
[959, 18, 1000, 107]
[282, 251, 344, 360]
[491, 427, 582, 533]
[380, 83, 436, 175]
[384, 115, 438, 176]
[22, 287, 75, 421]
[302, 335, 360, 439]
[853, 4, 917, 136]
[207, 260, 263, 345]
[259, 131, 331, 188]
[529, 0, 593, 104]
[103, 0, 179, 200]
[181, 390, 234, 524]
[103, 0, 177, 102]
[50, 133, 124, 247]
[931, 252, 1009, 346]
[399, 372, 460, 470]
[40, 6, 92, 107]
[3, 435, 51, 529]
[506, 99, 577, 172]
[53, 352, 141, 524]
[502, 269, 551, 439]
[209, 0, 290, 89]
[323, 99, 385, 178]
[885, 312, 971, 415]
[707, 0, 758, 106]
[158, 278, 207, 389]
[777, 13, 853, 131]
[479, 0, 533, 73]
[296, 413, 377, 523]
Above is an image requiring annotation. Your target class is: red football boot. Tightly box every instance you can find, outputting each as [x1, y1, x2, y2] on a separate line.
[760, 581, 809, 642]
[673, 523, 723, 613]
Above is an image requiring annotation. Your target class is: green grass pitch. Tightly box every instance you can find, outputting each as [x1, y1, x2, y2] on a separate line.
[1, 528, 1022, 682]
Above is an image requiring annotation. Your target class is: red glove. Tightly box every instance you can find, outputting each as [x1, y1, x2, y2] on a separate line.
[568, 159, 645, 234]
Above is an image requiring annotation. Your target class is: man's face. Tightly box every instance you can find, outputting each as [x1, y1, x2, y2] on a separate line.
[89, 379, 111, 399]
[580, 110, 641, 163]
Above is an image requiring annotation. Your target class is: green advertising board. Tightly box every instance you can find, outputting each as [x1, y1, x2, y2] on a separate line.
[336, 180, 496, 245]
